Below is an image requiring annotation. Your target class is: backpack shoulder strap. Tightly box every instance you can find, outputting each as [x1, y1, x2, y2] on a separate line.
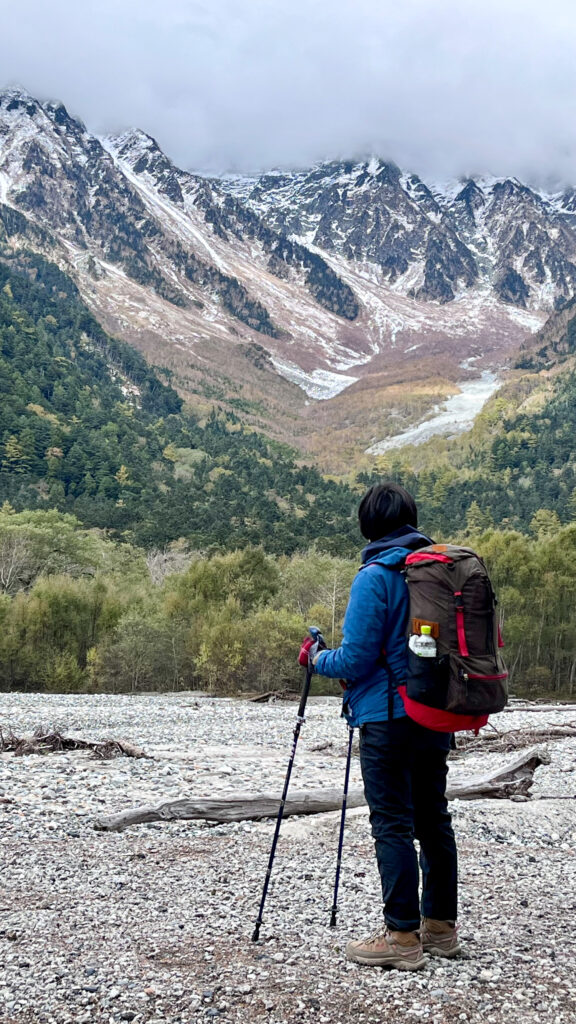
[360, 558, 408, 721]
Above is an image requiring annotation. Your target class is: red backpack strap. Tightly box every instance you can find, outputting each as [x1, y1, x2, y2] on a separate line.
[454, 591, 469, 657]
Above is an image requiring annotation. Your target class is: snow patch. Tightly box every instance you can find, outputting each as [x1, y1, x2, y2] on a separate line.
[271, 358, 358, 399]
[367, 370, 500, 454]
[504, 306, 545, 331]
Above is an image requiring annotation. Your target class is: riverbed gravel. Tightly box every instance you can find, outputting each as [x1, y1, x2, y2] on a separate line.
[1, 692, 575, 1024]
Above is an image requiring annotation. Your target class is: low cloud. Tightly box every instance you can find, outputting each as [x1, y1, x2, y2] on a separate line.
[1, 0, 575, 183]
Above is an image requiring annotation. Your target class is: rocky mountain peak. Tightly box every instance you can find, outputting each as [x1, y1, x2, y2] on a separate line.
[44, 99, 87, 135]
[454, 179, 486, 209]
[107, 128, 186, 205]
[0, 86, 41, 115]
[110, 127, 157, 156]
[0, 90, 89, 149]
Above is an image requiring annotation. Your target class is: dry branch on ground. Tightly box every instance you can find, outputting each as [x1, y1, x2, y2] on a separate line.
[0, 728, 147, 760]
[248, 689, 301, 703]
[453, 724, 576, 756]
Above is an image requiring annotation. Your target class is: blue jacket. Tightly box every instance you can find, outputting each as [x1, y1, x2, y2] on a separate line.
[314, 526, 432, 727]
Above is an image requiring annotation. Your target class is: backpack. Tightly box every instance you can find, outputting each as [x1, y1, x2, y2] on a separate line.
[394, 544, 508, 733]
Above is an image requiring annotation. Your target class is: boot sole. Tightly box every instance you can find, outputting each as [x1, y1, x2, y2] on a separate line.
[346, 953, 427, 971]
[422, 944, 462, 959]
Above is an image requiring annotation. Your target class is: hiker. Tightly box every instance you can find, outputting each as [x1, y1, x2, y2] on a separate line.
[299, 482, 459, 970]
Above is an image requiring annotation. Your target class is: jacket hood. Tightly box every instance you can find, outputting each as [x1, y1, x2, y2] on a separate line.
[361, 526, 433, 566]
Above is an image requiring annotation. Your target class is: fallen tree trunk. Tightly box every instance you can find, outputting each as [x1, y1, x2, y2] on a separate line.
[94, 748, 549, 833]
[445, 748, 549, 798]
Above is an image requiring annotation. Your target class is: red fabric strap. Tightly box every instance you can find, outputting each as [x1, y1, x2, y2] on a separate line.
[405, 552, 454, 565]
[497, 624, 505, 648]
[454, 592, 469, 657]
[467, 672, 508, 681]
[298, 637, 314, 666]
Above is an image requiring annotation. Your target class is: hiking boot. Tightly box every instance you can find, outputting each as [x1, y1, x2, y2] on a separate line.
[346, 929, 426, 970]
[421, 918, 461, 958]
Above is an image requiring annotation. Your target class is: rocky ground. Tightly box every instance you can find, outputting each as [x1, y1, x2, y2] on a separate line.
[1, 692, 575, 1024]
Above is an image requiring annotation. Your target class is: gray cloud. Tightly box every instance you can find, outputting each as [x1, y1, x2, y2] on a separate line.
[1, 0, 576, 182]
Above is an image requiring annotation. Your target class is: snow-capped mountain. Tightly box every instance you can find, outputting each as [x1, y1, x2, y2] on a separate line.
[222, 160, 576, 309]
[0, 85, 570, 461]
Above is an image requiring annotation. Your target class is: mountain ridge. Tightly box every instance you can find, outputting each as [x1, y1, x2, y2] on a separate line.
[3, 85, 574, 468]
[222, 157, 576, 309]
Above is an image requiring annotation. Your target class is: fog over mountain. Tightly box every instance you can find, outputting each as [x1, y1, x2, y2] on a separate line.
[1, 0, 575, 181]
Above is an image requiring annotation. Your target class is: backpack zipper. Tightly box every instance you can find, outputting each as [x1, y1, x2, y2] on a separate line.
[462, 672, 508, 681]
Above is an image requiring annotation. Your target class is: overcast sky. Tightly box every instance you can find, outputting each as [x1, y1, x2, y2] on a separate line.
[1, 0, 576, 182]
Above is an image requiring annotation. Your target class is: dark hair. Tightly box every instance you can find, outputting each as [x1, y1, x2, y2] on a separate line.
[358, 482, 418, 541]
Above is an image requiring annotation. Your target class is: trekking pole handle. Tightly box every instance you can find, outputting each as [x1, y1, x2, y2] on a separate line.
[297, 627, 325, 719]
[308, 626, 325, 646]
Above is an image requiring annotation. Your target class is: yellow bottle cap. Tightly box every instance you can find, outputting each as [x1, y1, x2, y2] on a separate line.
[421, 625, 432, 636]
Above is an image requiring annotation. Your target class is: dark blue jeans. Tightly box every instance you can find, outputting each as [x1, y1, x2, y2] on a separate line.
[359, 717, 458, 932]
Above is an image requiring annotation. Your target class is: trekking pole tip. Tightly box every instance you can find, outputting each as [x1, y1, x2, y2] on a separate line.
[329, 910, 337, 928]
[251, 924, 261, 942]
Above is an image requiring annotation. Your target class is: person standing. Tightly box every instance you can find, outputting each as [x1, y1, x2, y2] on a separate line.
[301, 482, 460, 970]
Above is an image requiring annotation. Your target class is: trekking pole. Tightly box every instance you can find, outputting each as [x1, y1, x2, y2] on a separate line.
[252, 627, 324, 942]
[329, 724, 354, 928]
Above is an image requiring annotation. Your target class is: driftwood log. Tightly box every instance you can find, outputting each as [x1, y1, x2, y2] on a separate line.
[504, 704, 576, 713]
[94, 748, 549, 833]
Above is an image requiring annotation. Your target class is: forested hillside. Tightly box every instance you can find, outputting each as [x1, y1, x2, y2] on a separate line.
[0, 250, 359, 554]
